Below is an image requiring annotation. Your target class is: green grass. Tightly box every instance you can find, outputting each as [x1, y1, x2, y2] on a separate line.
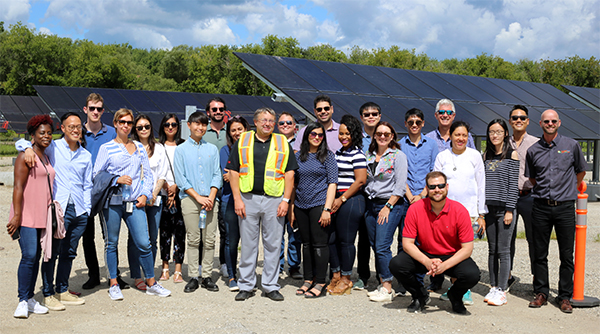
[516, 230, 557, 240]
[593, 234, 600, 243]
[0, 143, 18, 156]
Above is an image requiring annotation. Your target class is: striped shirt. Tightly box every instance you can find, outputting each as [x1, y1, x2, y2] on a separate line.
[93, 140, 154, 201]
[484, 148, 520, 210]
[335, 148, 366, 191]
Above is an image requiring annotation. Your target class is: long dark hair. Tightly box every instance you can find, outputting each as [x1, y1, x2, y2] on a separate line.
[340, 114, 363, 151]
[484, 118, 510, 161]
[299, 122, 328, 163]
[226, 115, 250, 148]
[132, 114, 156, 157]
[368, 121, 400, 154]
[158, 113, 184, 145]
[60, 112, 86, 148]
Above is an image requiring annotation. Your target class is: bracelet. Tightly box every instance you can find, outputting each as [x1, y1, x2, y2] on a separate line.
[385, 202, 394, 210]
[324, 208, 332, 212]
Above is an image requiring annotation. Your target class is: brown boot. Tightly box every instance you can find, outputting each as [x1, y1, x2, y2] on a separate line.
[331, 275, 353, 295]
[327, 272, 341, 293]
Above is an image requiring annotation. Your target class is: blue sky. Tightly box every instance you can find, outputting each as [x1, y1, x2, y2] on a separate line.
[1, 0, 598, 62]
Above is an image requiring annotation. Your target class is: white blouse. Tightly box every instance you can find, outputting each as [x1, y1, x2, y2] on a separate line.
[434, 147, 487, 217]
[148, 143, 168, 196]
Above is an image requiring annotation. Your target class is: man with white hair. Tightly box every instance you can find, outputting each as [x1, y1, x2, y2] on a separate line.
[425, 98, 476, 153]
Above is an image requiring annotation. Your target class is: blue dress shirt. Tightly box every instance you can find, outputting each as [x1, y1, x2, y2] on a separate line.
[399, 134, 439, 196]
[174, 137, 222, 200]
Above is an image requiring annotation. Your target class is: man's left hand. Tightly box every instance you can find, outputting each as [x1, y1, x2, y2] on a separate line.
[277, 201, 288, 217]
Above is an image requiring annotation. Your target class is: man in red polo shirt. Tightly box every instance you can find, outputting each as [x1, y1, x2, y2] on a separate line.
[389, 171, 480, 315]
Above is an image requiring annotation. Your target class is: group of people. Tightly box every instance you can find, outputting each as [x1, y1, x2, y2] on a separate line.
[7, 92, 586, 318]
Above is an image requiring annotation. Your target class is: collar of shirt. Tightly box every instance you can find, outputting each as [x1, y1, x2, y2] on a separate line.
[327, 120, 340, 132]
[540, 133, 562, 148]
[187, 137, 206, 146]
[207, 123, 226, 133]
[365, 147, 397, 161]
[401, 134, 427, 147]
[84, 122, 108, 135]
[426, 198, 450, 217]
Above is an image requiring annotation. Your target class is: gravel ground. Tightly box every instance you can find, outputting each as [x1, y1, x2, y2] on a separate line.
[1, 182, 599, 334]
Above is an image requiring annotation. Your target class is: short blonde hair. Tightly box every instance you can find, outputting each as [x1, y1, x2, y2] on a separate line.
[113, 108, 134, 124]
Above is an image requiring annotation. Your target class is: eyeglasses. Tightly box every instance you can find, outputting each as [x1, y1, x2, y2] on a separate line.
[315, 106, 331, 112]
[375, 132, 392, 138]
[211, 107, 225, 113]
[136, 124, 151, 131]
[309, 131, 324, 139]
[163, 122, 178, 128]
[278, 121, 293, 126]
[427, 183, 447, 190]
[117, 120, 133, 126]
[258, 119, 275, 124]
[87, 106, 104, 112]
[65, 125, 82, 132]
[511, 115, 528, 121]
[543, 119, 558, 124]
[437, 110, 454, 115]
[407, 120, 423, 127]
[488, 130, 505, 136]
[362, 112, 379, 118]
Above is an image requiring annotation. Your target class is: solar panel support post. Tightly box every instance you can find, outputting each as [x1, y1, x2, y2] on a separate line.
[568, 92, 600, 113]
[181, 105, 198, 140]
[593, 140, 599, 182]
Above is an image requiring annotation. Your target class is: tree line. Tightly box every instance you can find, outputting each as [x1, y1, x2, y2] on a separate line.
[1, 22, 598, 97]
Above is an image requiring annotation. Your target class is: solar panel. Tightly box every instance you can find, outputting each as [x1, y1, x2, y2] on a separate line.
[562, 85, 600, 109]
[509, 80, 571, 109]
[456, 103, 502, 137]
[410, 71, 476, 102]
[61, 87, 94, 110]
[310, 61, 386, 95]
[277, 57, 351, 93]
[33, 85, 80, 116]
[0, 96, 27, 132]
[377, 67, 440, 100]
[168, 91, 204, 110]
[346, 63, 419, 98]
[485, 78, 547, 107]
[234, 52, 315, 91]
[141, 91, 183, 114]
[118, 90, 160, 113]
[527, 107, 580, 139]
[460, 76, 525, 105]
[91, 88, 134, 112]
[11, 96, 45, 118]
[435, 73, 502, 104]
[533, 83, 591, 110]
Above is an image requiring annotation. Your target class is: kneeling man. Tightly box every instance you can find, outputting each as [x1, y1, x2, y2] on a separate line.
[389, 171, 480, 314]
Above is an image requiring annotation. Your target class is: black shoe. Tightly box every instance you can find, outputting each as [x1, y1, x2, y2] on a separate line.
[184, 278, 199, 293]
[426, 276, 443, 292]
[447, 290, 467, 315]
[116, 276, 130, 290]
[407, 296, 430, 313]
[265, 290, 285, 301]
[235, 290, 255, 301]
[289, 268, 303, 280]
[201, 277, 219, 292]
[506, 275, 519, 292]
[82, 277, 100, 290]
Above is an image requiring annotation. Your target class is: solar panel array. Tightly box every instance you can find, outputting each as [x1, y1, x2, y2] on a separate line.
[234, 52, 600, 140]
[561, 85, 600, 110]
[24, 86, 300, 135]
[0, 95, 54, 132]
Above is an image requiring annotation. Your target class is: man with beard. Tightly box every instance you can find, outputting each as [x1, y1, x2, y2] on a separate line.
[292, 95, 342, 153]
[525, 109, 586, 313]
[389, 171, 480, 314]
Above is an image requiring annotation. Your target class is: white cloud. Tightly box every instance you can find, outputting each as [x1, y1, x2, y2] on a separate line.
[191, 18, 236, 45]
[0, 0, 30, 23]
[39, 26, 51, 35]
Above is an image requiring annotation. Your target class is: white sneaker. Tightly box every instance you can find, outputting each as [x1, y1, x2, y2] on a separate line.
[108, 284, 124, 301]
[146, 282, 171, 297]
[27, 298, 48, 314]
[484, 287, 498, 303]
[488, 288, 507, 306]
[367, 285, 383, 297]
[57, 291, 85, 305]
[220, 263, 228, 277]
[369, 287, 394, 302]
[14, 301, 29, 318]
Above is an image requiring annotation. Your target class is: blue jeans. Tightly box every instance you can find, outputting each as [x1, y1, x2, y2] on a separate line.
[103, 205, 154, 280]
[329, 193, 365, 276]
[365, 199, 405, 282]
[222, 197, 240, 279]
[42, 204, 88, 296]
[129, 203, 162, 279]
[18, 227, 42, 302]
[280, 217, 301, 272]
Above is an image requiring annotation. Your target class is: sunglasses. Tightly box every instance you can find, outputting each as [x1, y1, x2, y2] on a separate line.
[511, 115, 528, 121]
[163, 122, 178, 128]
[117, 120, 134, 126]
[136, 124, 151, 131]
[375, 132, 392, 138]
[211, 107, 225, 113]
[407, 120, 423, 127]
[309, 131, 324, 139]
[543, 119, 558, 124]
[437, 110, 454, 115]
[315, 106, 331, 112]
[279, 120, 293, 126]
[87, 106, 104, 112]
[427, 183, 447, 190]
[362, 112, 379, 118]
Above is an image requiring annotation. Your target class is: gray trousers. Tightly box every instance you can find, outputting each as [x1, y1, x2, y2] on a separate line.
[238, 193, 285, 293]
[486, 206, 517, 290]
[515, 193, 535, 274]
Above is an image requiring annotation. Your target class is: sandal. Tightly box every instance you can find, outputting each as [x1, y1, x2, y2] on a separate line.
[305, 283, 326, 298]
[160, 269, 170, 281]
[173, 271, 183, 283]
[296, 281, 313, 296]
[135, 279, 147, 291]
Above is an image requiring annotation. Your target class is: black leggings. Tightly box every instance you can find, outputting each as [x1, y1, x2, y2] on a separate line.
[295, 205, 330, 284]
[159, 196, 186, 264]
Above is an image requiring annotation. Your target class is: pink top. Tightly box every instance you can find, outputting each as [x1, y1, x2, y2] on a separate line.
[10, 154, 55, 229]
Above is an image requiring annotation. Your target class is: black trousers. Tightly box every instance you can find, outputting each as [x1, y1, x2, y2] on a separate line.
[389, 251, 480, 301]
[82, 214, 100, 280]
[295, 205, 330, 284]
[531, 199, 575, 300]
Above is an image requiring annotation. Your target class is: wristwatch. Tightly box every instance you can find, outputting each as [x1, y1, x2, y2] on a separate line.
[385, 202, 394, 210]
[282, 198, 290, 203]
[324, 207, 332, 212]
[340, 195, 347, 203]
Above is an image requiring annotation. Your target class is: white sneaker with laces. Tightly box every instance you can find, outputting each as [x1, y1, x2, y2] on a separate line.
[147, 282, 171, 297]
[369, 287, 394, 302]
[367, 285, 383, 297]
[484, 287, 498, 303]
[488, 288, 507, 306]
[27, 298, 48, 314]
[108, 284, 124, 301]
[14, 301, 29, 318]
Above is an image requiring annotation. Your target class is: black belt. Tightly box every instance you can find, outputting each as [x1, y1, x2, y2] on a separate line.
[535, 198, 568, 207]
[519, 190, 531, 196]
